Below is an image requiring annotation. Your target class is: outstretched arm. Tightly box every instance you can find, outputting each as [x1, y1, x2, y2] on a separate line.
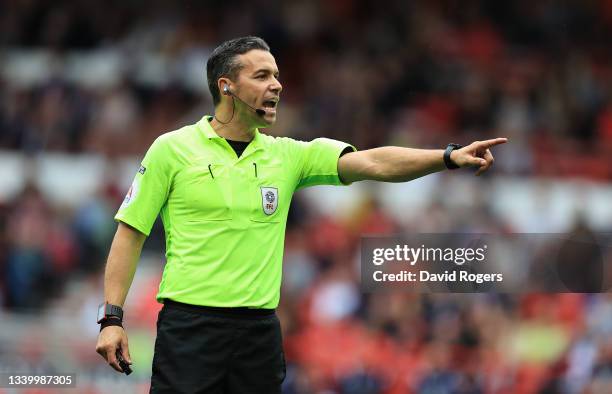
[338, 138, 508, 183]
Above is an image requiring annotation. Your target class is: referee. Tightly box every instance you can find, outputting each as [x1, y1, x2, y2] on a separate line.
[95, 36, 507, 393]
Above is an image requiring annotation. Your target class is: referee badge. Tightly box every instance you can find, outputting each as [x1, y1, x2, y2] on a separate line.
[260, 187, 278, 215]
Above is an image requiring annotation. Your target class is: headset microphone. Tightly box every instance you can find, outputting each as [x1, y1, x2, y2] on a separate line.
[224, 86, 266, 116]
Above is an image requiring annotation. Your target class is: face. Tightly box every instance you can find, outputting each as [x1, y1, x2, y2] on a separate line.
[228, 49, 282, 126]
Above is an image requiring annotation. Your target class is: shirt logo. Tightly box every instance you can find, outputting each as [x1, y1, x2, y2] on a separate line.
[138, 165, 146, 175]
[121, 179, 139, 208]
[260, 187, 278, 215]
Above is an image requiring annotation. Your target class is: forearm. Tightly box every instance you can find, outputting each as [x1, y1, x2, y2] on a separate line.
[104, 223, 146, 307]
[363, 146, 446, 182]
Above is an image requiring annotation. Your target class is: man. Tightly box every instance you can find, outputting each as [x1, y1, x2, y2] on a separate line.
[95, 36, 507, 393]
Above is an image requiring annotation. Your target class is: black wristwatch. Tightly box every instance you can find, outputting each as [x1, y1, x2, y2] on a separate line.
[443, 143, 463, 170]
[97, 302, 124, 323]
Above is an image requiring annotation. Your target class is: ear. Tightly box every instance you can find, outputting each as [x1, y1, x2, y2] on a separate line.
[218, 78, 231, 96]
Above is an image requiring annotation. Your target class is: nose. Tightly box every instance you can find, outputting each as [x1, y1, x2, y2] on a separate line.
[270, 78, 282, 94]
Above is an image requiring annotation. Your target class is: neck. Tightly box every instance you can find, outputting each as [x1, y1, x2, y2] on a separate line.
[210, 105, 257, 142]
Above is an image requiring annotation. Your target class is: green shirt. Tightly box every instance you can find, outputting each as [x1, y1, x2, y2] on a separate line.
[115, 116, 355, 308]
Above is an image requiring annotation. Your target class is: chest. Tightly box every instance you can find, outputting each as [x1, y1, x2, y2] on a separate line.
[170, 157, 293, 223]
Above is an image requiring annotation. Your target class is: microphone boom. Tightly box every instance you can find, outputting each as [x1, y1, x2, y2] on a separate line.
[227, 90, 267, 117]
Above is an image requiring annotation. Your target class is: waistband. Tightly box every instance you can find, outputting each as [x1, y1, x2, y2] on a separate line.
[163, 299, 276, 318]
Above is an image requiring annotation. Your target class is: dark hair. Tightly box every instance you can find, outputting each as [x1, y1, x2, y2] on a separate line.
[206, 36, 270, 106]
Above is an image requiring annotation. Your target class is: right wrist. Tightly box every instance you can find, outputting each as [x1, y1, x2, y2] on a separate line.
[99, 318, 124, 332]
[97, 302, 124, 323]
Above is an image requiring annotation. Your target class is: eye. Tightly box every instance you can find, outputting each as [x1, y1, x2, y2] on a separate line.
[256, 75, 266, 80]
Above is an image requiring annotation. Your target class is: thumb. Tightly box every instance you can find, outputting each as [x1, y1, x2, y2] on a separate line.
[467, 156, 487, 167]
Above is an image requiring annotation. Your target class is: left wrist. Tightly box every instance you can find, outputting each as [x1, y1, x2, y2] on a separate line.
[443, 143, 463, 170]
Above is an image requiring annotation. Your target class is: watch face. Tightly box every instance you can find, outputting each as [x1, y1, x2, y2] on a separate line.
[97, 303, 106, 323]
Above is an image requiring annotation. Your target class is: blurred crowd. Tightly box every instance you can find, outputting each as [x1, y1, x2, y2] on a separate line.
[1, 1, 612, 393]
[276, 202, 612, 393]
[0, 0, 611, 177]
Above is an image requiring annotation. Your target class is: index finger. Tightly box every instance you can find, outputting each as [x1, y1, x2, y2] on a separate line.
[104, 347, 124, 373]
[476, 138, 508, 149]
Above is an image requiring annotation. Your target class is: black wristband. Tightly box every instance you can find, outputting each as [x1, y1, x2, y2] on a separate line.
[444, 143, 463, 170]
[99, 318, 123, 332]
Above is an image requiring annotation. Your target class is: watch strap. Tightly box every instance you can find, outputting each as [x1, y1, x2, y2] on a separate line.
[444, 143, 463, 170]
[97, 302, 124, 323]
[105, 303, 124, 321]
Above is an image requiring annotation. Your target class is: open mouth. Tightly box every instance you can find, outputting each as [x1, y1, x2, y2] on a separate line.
[262, 100, 278, 109]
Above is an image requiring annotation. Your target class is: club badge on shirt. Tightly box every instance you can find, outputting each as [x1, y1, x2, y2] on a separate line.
[260, 187, 278, 215]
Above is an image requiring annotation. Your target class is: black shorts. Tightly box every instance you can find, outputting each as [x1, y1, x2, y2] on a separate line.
[150, 300, 286, 394]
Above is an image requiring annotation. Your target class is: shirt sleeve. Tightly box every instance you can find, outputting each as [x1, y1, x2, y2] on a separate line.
[294, 137, 357, 190]
[114, 136, 174, 236]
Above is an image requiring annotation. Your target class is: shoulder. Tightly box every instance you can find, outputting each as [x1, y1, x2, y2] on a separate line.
[259, 133, 319, 150]
[143, 124, 199, 169]
[148, 124, 202, 157]
[155, 124, 198, 147]
[259, 134, 354, 155]
[257, 133, 301, 153]
[260, 133, 293, 144]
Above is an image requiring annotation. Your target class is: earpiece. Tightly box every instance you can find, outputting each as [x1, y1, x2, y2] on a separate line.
[223, 85, 230, 95]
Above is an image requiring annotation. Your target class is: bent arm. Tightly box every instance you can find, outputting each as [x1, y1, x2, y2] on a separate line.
[338, 147, 447, 183]
[104, 222, 147, 307]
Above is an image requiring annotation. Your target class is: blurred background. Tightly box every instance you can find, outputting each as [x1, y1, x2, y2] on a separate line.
[1, 0, 611, 393]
